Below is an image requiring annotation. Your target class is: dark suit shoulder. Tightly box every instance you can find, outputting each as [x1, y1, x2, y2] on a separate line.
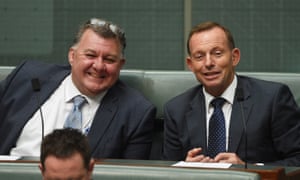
[238, 75, 291, 93]
[237, 75, 295, 106]
[1, 60, 70, 92]
[17, 60, 70, 76]
[110, 80, 154, 107]
[165, 84, 202, 109]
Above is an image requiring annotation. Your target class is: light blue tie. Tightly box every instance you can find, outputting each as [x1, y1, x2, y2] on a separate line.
[64, 95, 86, 130]
[207, 97, 226, 158]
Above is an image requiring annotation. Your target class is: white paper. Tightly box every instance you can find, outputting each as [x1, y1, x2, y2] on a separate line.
[172, 161, 232, 169]
[0, 155, 21, 161]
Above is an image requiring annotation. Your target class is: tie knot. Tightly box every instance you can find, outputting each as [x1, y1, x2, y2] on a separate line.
[211, 97, 226, 108]
[73, 95, 86, 109]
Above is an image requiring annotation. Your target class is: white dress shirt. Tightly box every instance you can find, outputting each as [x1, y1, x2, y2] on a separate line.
[10, 75, 106, 157]
[204, 75, 237, 150]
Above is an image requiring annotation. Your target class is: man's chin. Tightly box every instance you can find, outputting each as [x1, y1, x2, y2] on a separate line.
[201, 79, 220, 87]
[82, 83, 107, 96]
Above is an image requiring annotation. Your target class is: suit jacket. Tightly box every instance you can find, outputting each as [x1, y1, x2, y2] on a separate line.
[163, 75, 300, 166]
[0, 60, 156, 159]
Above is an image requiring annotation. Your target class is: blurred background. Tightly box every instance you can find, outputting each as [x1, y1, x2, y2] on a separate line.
[0, 0, 299, 72]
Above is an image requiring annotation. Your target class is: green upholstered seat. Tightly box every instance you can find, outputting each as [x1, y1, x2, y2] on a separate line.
[0, 162, 261, 180]
[120, 70, 300, 119]
[0, 162, 42, 180]
[93, 164, 261, 180]
[1, 67, 300, 114]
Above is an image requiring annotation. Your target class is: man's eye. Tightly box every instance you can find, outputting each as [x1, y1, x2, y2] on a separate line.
[193, 54, 203, 61]
[214, 51, 222, 57]
[85, 54, 97, 59]
[103, 58, 117, 64]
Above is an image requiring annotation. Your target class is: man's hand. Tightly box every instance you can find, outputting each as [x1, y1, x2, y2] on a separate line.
[214, 152, 245, 164]
[185, 148, 215, 162]
[185, 149, 244, 165]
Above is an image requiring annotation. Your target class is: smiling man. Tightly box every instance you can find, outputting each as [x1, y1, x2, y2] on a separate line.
[162, 21, 300, 166]
[0, 18, 156, 160]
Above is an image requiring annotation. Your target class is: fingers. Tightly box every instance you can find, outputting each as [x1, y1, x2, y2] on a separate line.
[185, 147, 202, 162]
[185, 148, 216, 162]
[214, 153, 245, 165]
[187, 148, 202, 157]
[185, 149, 245, 164]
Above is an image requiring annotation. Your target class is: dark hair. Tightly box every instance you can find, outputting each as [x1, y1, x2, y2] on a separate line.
[73, 18, 126, 55]
[40, 128, 91, 170]
[187, 21, 235, 55]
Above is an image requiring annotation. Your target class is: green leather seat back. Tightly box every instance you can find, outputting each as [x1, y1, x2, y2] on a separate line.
[0, 162, 261, 180]
[93, 164, 261, 180]
[142, 71, 198, 119]
[2, 67, 300, 117]
[0, 163, 42, 180]
[120, 70, 300, 119]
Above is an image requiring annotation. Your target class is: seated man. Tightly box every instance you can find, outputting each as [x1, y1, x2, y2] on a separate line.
[163, 21, 300, 166]
[39, 128, 94, 180]
[0, 17, 156, 159]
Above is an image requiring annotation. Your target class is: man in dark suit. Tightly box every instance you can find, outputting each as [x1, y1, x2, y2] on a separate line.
[0, 18, 156, 159]
[163, 21, 300, 166]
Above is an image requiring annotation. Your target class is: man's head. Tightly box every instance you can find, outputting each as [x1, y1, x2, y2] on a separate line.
[186, 21, 240, 97]
[39, 128, 94, 180]
[68, 18, 126, 97]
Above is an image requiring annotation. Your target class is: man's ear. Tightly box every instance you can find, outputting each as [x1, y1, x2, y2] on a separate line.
[38, 163, 45, 175]
[186, 56, 194, 72]
[89, 159, 95, 170]
[68, 47, 76, 66]
[232, 48, 241, 66]
[87, 159, 95, 178]
[120, 58, 126, 67]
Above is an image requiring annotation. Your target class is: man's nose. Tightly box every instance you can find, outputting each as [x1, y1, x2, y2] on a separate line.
[204, 54, 214, 67]
[93, 57, 106, 70]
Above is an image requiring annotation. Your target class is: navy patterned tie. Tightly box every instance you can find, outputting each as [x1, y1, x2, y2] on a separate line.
[208, 97, 226, 158]
[64, 95, 86, 130]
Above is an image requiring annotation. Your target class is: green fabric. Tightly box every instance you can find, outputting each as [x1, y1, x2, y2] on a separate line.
[0, 162, 260, 180]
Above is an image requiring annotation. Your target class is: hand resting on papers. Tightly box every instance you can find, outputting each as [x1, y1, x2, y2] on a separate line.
[185, 147, 245, 165]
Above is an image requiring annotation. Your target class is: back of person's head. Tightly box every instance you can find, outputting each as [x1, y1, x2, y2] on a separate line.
[40, 128, 92, 170]
[73, 17, 126, 55]
[187, 21, 235, 55]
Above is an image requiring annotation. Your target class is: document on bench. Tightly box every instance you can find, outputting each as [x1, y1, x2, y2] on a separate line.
[172, 161, 232, 169]
[0, 155, 21, 161]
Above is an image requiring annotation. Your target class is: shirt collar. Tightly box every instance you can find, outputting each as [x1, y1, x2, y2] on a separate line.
[64, 74, 107, 104]
[203, 75, 237, 107]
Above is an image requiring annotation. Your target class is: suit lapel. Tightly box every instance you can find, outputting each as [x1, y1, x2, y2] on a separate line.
[39, 69, 71, 105]
[186, 89, 208, 153]
[87, 86, 118, 153]
[228, 77, 253, 152]
[0, 65, 70, 153]
[16, 68, 70, 132]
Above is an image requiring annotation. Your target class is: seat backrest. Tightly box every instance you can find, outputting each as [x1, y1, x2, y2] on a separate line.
[0, 162, 260, 180]
[1, 67, 300, 117]
[120, 70, 300, 119]
[0, 163, 42, 180]
[0, 66, 14, 81]
[93, 164, 261, 180]
[142, 71, 198, 119]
